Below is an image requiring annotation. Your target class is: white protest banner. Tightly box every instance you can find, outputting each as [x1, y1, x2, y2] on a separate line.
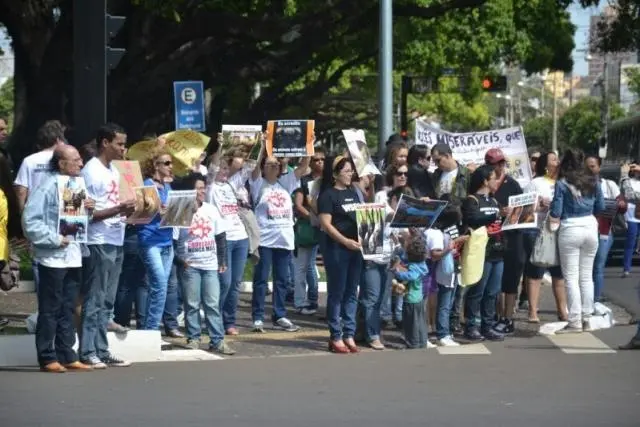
[501, 192, 537, 231]
[415, 120, 532, 186]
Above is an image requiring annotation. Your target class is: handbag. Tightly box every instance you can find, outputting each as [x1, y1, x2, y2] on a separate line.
[530, 217, 559, 268]
[294, 218, 318, 247]
[0, 252, 20, 292]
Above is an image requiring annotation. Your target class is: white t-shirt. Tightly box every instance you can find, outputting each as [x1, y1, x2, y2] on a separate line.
[249, 173, 298, 250]
[208, 181, 249, 241]
[81, 157, 125, 246]
[437, 168, 458, 197]
[526, 176, 556, 228]
[174, 202, 226, 270]
[624, 179, 640, 223]
[14, 150, 54, 191]
[36, 243, 83, 269]
[425, 228, 444, 257]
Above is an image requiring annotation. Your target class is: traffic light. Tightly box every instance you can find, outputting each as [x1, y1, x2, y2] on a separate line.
[481, 76, 507, 92]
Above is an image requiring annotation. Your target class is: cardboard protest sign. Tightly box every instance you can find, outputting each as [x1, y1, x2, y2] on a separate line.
[57, 176, 89, 243]
[160, 130, 211, 177]
[266, 120, 315, 157]
[159, 190, 198, 228]
[127, 185, 161, 225]
[221, 125, 262, 159]
[112, 160, 143, 203]
[390, 194, 447, 229]
[342, 129, 381, 176]
[355, 203, 386, 261]
[414, 120, 532, 187]
[501, 192, 538, 231]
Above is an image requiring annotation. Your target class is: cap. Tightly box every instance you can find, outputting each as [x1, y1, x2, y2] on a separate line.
[485, 148, 506, 165]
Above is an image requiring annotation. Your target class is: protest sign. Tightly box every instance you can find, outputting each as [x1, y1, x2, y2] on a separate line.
[127, 186, 161, 225]
[112, 160, 143, 202]
[390, 195, 447, 229]
[354, 203, 386, 261]
[414, 120, 532, 186]
[221, 125, 262, 159]
[501, 192, 537, 231]
[57, 176, 88, 243]
[160, 190, 198, 228]
[342, 129, 381, 176]
[266, 120, 315, 157]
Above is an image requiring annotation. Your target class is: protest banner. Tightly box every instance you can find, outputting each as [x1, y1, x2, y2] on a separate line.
[57, 176, 88, 243]
[501, 192, 538, 231]
[390, 195, 447, 229]
[354, 203, 386, 261]
[127, 186, 161, 225]
[160, 190, 198, 228]
[414, 120, 532, 186]
[342, 129, 381, 176]
[266, 120, 315, 157]
[112, 160, 143, 202]
[221, 125, 262, 159]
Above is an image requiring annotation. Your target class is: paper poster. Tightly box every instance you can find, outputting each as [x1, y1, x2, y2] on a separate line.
[112, 160, 143, 202]
[159, 190, 198, 228]
[342, 129, 381, 176]
[501, 192, 538, 231]
[390, 195, 447, 229]
[57, 176, 89, 243]
[414, 120, 532, 187]
[127, 186, 161, 225]
[221, 125, 262, 159]
[354, 203, 386, 261]
[266, 120, 315, 157]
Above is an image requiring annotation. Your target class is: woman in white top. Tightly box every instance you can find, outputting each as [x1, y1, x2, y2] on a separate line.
[523, 152, 568, 323]
[249, 144, 309, 333]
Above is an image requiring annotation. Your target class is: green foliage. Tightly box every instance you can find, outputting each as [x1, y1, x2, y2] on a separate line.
[523, 116, 554, 150]
[0, 77, 13, 125]
[625, 67, 640, 105]
[559, 97, 625, 151]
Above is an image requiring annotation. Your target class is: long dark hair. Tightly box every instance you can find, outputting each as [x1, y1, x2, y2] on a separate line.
[468, 164, 495, 195]
[0, 152, 23, 239]
[558, 148, 597, 196]
[535, 151, 556, 178]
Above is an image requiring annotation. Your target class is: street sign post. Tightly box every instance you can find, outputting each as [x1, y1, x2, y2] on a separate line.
[173, 81, 206, 131]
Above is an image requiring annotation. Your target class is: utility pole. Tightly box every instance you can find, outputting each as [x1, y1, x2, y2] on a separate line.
[377, 0, 393, 160]
[601, 53, 610, 158]
[552, 74, 558, 153]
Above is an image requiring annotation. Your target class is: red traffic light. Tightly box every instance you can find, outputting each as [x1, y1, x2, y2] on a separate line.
[482, 79, 492, 89]
[481, 76, 507, 92]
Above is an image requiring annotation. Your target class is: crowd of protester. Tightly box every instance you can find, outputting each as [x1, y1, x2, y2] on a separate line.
[0, 118, 639, 373]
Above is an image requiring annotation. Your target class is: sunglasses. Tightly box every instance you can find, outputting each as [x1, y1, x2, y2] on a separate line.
[395, 171, 408, 177]
[158, 160, 172, 166]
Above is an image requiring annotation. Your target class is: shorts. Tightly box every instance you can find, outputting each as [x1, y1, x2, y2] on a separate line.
[522, 230, 563, 280]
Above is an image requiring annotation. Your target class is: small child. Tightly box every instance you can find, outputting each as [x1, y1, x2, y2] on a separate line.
[391, 232, 429, 349]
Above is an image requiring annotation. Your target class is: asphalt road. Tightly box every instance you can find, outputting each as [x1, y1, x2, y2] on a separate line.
[1, 325, 638, 427]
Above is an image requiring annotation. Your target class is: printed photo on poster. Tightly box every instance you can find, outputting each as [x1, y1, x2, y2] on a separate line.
[266, 120, 315, 157]
[221, 125, 262, 159]
[57, 176, 87, 216]
[112, 160, 143, 202]
[160, 190, 198, 228]
[58, 215, 88, 243]
[342, 129, 381, 176]
[355, 203, 386, 261]
[390, 195, 447, 229]
[501, 192, 538, 231]
[127, 186, 161, 225]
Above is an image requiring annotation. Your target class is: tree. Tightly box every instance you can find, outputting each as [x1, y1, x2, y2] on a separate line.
[0, 77, 13, 124]
[523, 116, 554, 150]
[581, 0, 640, 53]
[558, 97, 625, 152]
[625, 66, 640, 107]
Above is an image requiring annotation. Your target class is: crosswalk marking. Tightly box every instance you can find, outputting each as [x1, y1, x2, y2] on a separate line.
[545, 332, 617, 354]
[436, 343, 492, 355]
[158, 349, 223, 361]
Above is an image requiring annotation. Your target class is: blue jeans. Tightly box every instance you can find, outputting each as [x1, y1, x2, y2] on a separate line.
[80, 245, 124, 361]
[322, 237, 363, 340]
[287, 251, 296, 294]
[294, 245, 319, 309]
[464, 260, 504, 333]
[593, 234, 614, 302]
[114, 236, 147, 327]
[140, 245, 174, 330]
[436, 283, 456, 339]
[380, 276, 403, 322]
[623, 221, 640, 273]
[180, 266, 224, 346]
[219, 238, 249, 330]
[32, 260, 40, 295]
[359, 262, 388, 341]
[163, 264, 180, 331]
[252, 246, 291, 322]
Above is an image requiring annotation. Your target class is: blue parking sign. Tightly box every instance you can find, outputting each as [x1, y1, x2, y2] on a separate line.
[173, 81, 206, 131]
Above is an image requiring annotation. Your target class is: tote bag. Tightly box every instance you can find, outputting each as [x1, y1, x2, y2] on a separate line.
[460, 226, 488, 287]
[530, 218, 559, 268]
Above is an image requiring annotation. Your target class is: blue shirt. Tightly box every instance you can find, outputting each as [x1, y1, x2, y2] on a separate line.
[549, 179, 605, 220]
[137, 178, 173, 248]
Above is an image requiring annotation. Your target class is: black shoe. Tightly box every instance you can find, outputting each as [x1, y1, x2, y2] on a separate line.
[494, 318, 515, 335]
[482, 328, 505, 341]
[451, 322, 463, 336]
[464, 329, 485, 342]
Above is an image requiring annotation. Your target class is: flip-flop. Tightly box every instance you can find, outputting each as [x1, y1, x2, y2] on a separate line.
[527, 318, 540, 324]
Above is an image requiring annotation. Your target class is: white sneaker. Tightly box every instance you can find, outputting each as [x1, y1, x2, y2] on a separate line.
[273, 317, 300, 332]
[252, 320, 264, 333]
[437, 336, 460, 347]
[426, 340, 436, 349]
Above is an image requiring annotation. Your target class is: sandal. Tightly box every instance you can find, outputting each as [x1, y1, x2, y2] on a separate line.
[368, 339, 385, 350]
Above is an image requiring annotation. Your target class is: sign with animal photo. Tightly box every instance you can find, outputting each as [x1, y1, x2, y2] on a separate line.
[390, 194, 447, 229]
[112, 160, 143, 202]
[265, 120, 315, 157]
[159, 190, 198, 228]
[355, 203, 386, 261]
[127, 186, 161, 225]
[56, 176, 89, 243]
[501, 192, 538, 231]
[221, 125, 262, 159]
[342, 129, 381, 176]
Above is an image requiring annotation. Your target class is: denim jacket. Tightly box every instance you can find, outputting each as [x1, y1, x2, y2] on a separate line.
[22, 173, 66, 259]
[549, 179, 604, 220]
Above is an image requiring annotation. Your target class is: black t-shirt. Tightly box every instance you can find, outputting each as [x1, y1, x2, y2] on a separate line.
[493, 174, 524, 259]
[493, 175, 523, 206]
[317, 187, 360, 240]
[462, 194, 503, 260]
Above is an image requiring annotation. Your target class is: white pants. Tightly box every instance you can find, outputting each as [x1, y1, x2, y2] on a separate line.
[558, 216, 598, 327]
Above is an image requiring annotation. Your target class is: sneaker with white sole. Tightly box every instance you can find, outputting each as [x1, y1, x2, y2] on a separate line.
[437, 336, 460, 347]
[83, 356, 107, 369]
[101, 354, 132, 367]
[273, 317, 300, 332]
[426, 341, 436, 349]
[253, 320, 264, 333]
[300, 307, 317, 316]
[210, 341, 236, 355]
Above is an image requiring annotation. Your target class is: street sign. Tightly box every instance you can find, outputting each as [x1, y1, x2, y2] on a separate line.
[173, 81, 206, 131]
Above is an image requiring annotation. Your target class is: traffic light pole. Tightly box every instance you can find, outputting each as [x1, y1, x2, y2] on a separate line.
[377, 0, 393, 159]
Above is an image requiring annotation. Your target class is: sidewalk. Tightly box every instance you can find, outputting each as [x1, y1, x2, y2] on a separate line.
[602, 267, 640, 322]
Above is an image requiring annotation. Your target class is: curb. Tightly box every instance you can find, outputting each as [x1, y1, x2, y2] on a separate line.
[239, 281, 327, 293]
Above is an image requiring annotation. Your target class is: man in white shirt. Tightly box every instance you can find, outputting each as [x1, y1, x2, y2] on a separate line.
[79, 123, 135, 369]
